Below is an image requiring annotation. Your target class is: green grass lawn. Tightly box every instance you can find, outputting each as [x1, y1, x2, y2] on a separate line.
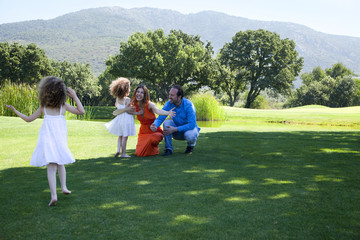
[1, 106, 360, 239]
[224, 105, 360, 127]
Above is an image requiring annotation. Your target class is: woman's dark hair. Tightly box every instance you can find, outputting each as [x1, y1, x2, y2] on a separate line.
[130, 85, 150, 108]
[38, 76, 67, 108]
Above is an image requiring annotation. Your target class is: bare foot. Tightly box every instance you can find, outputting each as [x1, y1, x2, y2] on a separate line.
[121, 154, 131, 158]
[48, 199, 57, 206]
[114, 152, 120, 157]
[62, 190, 71, 195]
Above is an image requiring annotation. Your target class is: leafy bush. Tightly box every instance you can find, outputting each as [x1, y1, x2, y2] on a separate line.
[191, 93, 227, 121]
[239, 92, 270, 109]
[0, 81, 39, 117]
[249, 95, 270, 109]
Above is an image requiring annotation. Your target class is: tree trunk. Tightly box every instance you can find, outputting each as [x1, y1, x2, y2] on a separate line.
[245, 91, 254, 108]
[245, 99, 251, 108]
[229, 98, 235, 107]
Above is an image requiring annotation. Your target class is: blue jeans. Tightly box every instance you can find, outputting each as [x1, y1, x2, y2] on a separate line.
[163, 119, 199, 151]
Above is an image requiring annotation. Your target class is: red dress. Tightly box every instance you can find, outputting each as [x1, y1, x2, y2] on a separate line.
[135, 103, 163, 157]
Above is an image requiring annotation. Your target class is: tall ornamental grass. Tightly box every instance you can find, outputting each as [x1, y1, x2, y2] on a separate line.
[1, 81, 93, 120]
[0, 81, 39, 117]
[191, 93, 227, 121]
[65, 100, 94, 121]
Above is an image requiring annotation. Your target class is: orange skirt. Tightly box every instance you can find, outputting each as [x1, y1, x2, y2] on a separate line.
[135, 124, 163, 157]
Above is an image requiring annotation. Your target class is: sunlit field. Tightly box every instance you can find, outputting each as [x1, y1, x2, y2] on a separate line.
[1, 106, 359, 239]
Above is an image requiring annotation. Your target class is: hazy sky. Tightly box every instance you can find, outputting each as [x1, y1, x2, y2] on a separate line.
[0, 0, 359, 37]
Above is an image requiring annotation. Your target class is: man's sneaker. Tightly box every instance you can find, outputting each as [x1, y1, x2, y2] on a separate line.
[162, 149, 172, 156]
[185, 146, 194, 154]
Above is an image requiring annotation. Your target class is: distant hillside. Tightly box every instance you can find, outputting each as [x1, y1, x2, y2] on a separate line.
[1, 7, 359, 78]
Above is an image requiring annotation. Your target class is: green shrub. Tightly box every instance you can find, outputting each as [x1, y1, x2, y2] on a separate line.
[250, 95, 270, 109]
[0, 81, 39, 117]
[240, 92, 270, 109]
[191, 93, 227, 121]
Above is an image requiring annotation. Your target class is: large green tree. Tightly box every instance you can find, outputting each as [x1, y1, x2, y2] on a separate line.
[0, 42, 100, 104]
[285, 63, 358, 107]
[218, 29, 303, 108]
[325, 62, 355, 79]
[106, 29, 215, 101]
[300, 66, 326, 85]
[50, 60, 100, 105]
[0, 42, 53, 85]
[211, 59, 245, 106]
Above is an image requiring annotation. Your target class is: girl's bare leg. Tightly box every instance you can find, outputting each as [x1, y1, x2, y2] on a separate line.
[58, 165, 71, 194]
[115, 136, 122, 157]
[121, 136, 131, 157]
[47, 163, 58, 206]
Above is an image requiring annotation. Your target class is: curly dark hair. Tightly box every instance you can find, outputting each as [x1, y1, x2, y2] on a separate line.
[109, 77, 130, 99]
[130, 85, 150, 109]
[38, 76, 67, 108]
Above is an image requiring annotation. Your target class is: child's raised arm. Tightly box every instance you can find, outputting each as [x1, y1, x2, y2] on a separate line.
[65, 87, 85, 115]
[130, 108, 144, 115]
[113, 106, 144, 116]
[6, 105, 42, 122]
[113, 98, 143, 116]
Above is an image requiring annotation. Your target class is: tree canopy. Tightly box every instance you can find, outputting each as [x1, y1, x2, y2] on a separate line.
[50, 60, 100, 105]
[210, 60, 245, 106]
[285, 63, 359, 108]
[0, 42, 100, 104]
[218, 29, 303, 107]
[0, 42, 53, 85]
[106, 29, 215, 101]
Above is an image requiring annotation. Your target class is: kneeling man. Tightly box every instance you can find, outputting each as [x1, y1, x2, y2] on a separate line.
[151, 85, 200, 156]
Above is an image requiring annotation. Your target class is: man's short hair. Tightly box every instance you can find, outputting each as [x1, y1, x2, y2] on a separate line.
[172, 85, 184, 98]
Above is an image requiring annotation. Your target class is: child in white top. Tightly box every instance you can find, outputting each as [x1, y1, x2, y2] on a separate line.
[6, 76, 85, 206]
[105, 77, 142, 157]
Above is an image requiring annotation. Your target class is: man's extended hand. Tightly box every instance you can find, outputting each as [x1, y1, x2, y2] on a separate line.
[163, 126, 177, 135]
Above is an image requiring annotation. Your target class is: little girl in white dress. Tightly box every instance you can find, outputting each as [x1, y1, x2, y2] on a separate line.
[6, 76, 85, 206]
[105, 77, 141, 157]
[105, 97, 135, 137]
[30, 105, 75, 167]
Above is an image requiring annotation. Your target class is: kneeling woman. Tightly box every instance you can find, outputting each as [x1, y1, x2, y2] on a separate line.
[131, 85, 175, 157]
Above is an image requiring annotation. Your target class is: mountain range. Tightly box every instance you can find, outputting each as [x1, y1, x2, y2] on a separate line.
[1, 7, 359, 79]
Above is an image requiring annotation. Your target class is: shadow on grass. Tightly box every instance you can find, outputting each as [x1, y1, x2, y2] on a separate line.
[1, 131, 360, 239]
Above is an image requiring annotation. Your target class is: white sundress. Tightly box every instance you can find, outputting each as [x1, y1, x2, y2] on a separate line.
[105, 98, 136, 137]
[30, 106, 75, 167]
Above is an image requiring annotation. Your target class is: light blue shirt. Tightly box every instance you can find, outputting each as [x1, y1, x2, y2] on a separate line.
[154, 97, 200, 133]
